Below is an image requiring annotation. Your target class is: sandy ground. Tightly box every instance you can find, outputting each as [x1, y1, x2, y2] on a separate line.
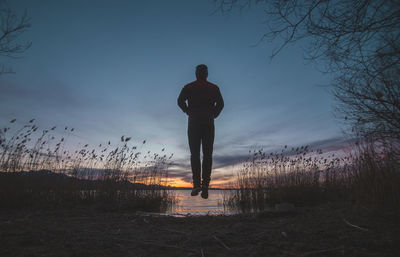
[0, 202, 399, 257]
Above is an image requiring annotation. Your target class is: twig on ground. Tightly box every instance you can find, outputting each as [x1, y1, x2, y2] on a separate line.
[213, 235, 231, 251]
[181, 236, 192, 247]
[201, 248, 205, 257]
[343, 218, 370, 232]
[300, 246, 344, 257]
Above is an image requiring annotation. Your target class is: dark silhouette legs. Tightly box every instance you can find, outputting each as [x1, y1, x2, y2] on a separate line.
[188, 117, 214, 189]
[201, 127, 213, 187]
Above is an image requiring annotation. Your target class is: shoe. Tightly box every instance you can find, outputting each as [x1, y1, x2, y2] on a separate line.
[201, 187, 208, 199]
[191, 187, 201, 196]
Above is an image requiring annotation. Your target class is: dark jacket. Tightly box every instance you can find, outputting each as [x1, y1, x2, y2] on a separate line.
[178, 79, 224, 119]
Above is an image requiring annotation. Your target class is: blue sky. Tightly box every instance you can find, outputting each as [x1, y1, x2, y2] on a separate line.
[0, 0, 349, 186]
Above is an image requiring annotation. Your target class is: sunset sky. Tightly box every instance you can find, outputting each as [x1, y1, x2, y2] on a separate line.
[0, 0, 351, 187]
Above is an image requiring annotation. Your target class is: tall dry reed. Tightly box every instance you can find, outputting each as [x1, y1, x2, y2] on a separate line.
[225, 141, 400, 212]
[350, 139, 400, 208]
[0, 119, 174, 212]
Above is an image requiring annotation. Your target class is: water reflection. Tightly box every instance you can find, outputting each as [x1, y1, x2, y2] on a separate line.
[166, 189, 237, 216]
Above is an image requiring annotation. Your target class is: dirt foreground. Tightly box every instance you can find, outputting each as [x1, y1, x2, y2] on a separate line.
[1, 203, 399, 257]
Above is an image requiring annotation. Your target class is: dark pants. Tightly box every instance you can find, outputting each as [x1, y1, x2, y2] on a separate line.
[188, 116, 215, 188]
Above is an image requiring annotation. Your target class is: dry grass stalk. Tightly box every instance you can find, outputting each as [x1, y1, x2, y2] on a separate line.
[0, 119, 174, 212]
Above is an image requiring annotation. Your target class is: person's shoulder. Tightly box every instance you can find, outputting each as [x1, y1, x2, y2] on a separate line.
[184, 81, 197, 89]
[207, 81, 220, 90]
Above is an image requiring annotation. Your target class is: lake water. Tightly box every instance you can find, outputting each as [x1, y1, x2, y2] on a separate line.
[166, 189, 237, 216]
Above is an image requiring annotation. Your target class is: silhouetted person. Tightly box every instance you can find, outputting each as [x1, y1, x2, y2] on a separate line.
[178, 64, 224, 199]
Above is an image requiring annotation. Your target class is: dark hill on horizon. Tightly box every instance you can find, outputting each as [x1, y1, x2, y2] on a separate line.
[0, 169, 162, 190]
[0, 170, 228, 190]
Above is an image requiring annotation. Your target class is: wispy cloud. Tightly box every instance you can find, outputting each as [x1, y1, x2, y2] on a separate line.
[307, 136, 358, 153]
[167, 169, 192, 182]
[0, 78, 84, 112]
[213, 153, 249, 169]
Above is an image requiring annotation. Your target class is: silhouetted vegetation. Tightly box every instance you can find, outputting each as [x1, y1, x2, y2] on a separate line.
[214, 0, 400, 213]
[0, 119, 174, 212]
[225, 142, 400, 212]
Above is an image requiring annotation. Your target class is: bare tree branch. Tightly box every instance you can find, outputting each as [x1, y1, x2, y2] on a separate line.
[214, 0, 400, 143]
[0, 0, 31, 75]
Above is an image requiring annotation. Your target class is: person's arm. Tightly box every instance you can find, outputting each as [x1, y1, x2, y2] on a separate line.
[177, 86, 189, 114]
[213, 87, 224, 118]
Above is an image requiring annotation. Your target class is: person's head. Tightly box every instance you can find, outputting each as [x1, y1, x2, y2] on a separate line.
[195, 64, 208, 80]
